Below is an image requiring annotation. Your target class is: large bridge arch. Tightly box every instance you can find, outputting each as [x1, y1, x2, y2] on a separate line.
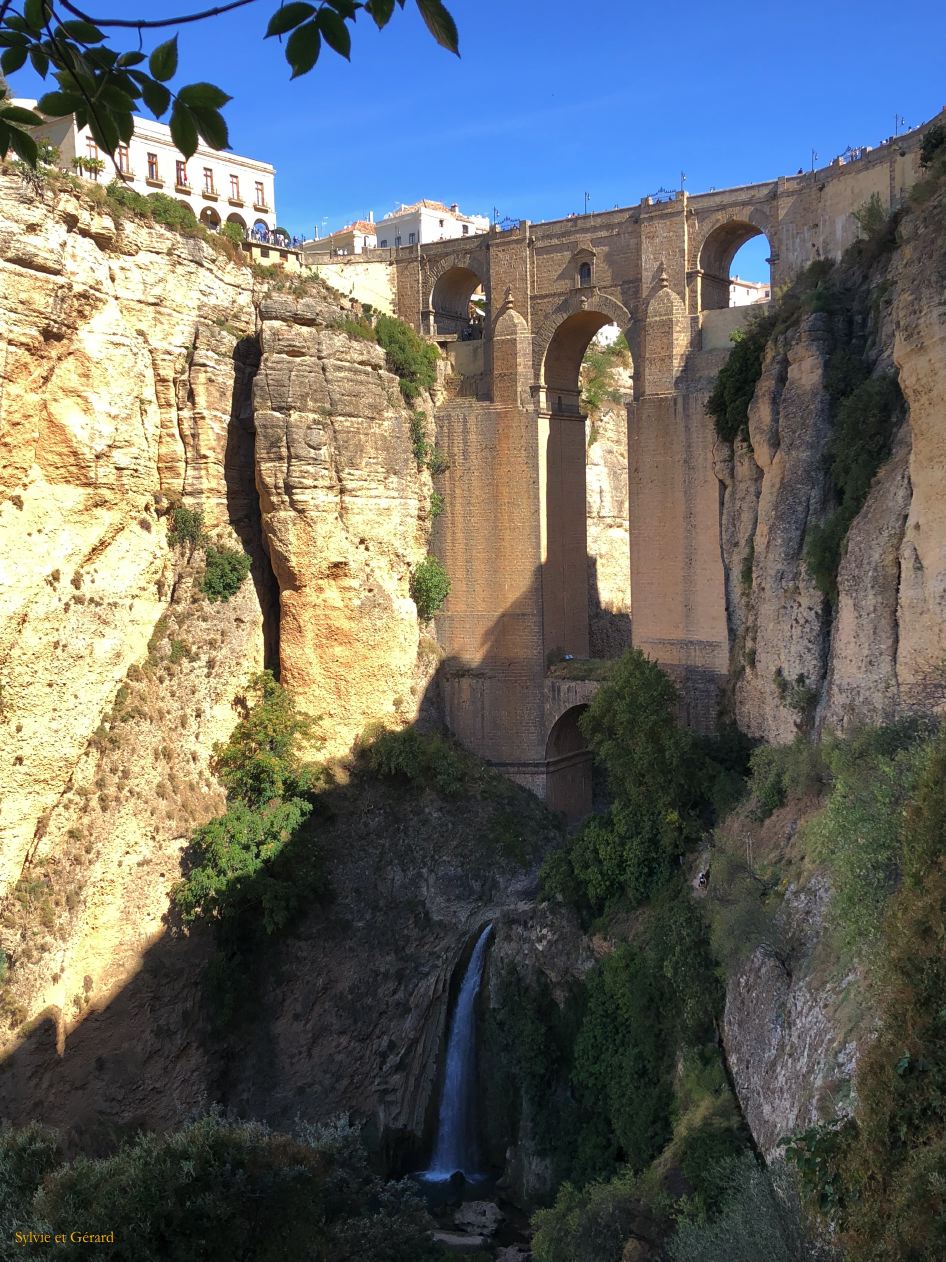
[695, 210, 774, 310]
[533, 292, 633, 664]
[424, 254, 489, 337]
[533, 291, 632, 413]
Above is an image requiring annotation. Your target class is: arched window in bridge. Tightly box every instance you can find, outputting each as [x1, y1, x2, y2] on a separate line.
[578, 261, 593, 286]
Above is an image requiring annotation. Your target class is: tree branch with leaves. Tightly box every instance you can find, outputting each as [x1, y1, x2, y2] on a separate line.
[0, 0, 458, 166]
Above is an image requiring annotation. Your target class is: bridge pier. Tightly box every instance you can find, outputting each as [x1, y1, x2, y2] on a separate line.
[397, 121, 934, 813]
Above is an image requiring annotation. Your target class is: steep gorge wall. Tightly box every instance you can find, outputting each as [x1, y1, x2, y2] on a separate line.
[0, 176, 580, 1166]
[0, 172, 434, 1068]
[717, 183, 946, 742]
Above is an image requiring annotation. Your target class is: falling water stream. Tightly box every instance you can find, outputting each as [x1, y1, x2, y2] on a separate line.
[422, 923, 494, 1181]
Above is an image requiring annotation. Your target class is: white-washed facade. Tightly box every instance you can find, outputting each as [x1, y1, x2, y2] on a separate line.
[374, 200, 489, 249]
[17, 101, 277, 233]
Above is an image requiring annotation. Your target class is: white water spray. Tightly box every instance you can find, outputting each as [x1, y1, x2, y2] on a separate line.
[423, 923, 494, 1180]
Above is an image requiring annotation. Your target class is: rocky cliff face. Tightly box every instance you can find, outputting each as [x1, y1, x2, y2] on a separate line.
[0, 172, 435, 1061]
[586, 373, 632, 659]
[717, 185, 946, 741]
[0, 175, 577, 1173]
[253, 295, 434, 756]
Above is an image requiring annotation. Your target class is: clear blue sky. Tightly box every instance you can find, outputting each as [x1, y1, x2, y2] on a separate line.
[13, 0, 946, 275]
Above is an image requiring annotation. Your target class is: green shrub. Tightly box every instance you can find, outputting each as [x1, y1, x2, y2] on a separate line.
[173, 796, 314, 932]
[668, 1156, 830, 1262]
[804, 374, 902, 600]
[705, 848, 793, 975]
[0, 1123, 63, 1237]
[173, 672, 320, 935]
[201, 545, 251, 602]
[804, 722, 932, 957]
[429, 491, 444, 518]
[824, 726, 946, 1259]
[376, 314, 438, 401]
[362, 727, 467, 796]
[410, 555, 450, 620]
[167, 505, 204, 549]
[851, 192, 889, 241]
[331, 315, 377, 342]
[706, 316, 773, 443]
[532, 1174, 643, 1262]
[18, 1115, 437, 1262]
[146, 192, 199, 230]
[572, 945, 673, 1178]
[580, 333, 630, 417]
[106, 179, 151, 216]
[543, 649, 710, 914]
[212, 670, 314, 807]
[748, 736, 829, 820]
[221, 221, 245, 246]
[409, 411, 429, 466]
[919, 122, 946, 168]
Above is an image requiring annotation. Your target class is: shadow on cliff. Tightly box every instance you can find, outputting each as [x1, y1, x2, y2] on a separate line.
[587, 553, 632, 659]
[226, 335, 280, 673]
[0, 550, 619, 1169]
[0, 693, 561, 1172]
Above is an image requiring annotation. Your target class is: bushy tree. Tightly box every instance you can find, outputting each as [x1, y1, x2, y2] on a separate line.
[532, 1174, 646, 1262]
[376, 314, 439, 401]
[410, 554, 450, 620]
[543, 649, 710, 914]
[212, 671, 313, 806]
[200, 544, 251, 602]
[0, 1115, 439, 1262]
[668, 1157, 833, 1262]
[172, 672, 321, 937]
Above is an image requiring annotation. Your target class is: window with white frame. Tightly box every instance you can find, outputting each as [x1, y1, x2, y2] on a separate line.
[230, 174, 240, 199]
[203, 167, 214, 193]
[147, 152, 159, 180]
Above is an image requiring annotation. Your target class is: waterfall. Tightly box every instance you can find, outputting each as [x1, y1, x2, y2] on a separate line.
[424, 923, 494, 1180]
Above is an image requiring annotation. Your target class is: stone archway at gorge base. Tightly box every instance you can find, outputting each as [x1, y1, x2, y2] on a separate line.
[545, 704, 592, 822]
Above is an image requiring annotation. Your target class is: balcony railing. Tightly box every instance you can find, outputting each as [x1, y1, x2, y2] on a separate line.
[175, 182, 190, 193]
[202, 189, 219, 201]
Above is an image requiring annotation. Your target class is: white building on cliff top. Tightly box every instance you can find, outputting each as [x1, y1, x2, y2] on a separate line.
[374, 200, 489, 248]
[16, 100, 278, 235]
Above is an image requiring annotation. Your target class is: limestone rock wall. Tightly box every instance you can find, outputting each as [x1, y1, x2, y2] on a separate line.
[0, 175, 439, 1086]
[0, 172, 261, 896]
[723, 873, 860, 1157]
[585, 371, 632, 659]
[717, 184, 946, 740]
[253, 296, 434, 755]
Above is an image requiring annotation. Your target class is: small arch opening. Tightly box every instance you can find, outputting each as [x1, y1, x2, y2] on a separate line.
[430, 266, 486, 339]
[698, 220, 772, 310]
[199, 206, 221, 230]
[728, 236, 771, 307]
[226, 212, 247, 232]
[545, 705, 592, 822]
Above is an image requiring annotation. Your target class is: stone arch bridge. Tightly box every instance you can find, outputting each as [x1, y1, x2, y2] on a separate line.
[388, 128, 928, 818]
